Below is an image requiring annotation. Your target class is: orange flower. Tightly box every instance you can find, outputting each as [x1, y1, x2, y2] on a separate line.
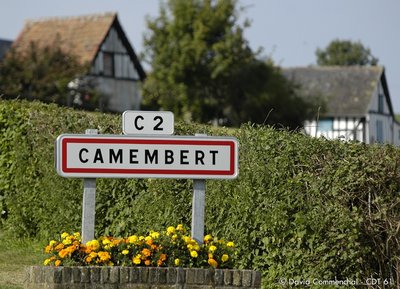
[145, 259, 151, 266]
[208, 258, 218, 268]
[141, 248, 151, 257]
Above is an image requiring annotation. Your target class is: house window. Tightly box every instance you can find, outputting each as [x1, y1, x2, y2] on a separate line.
[103, 52, 114, 77]
[376, 120, 384, 143]
[378, 94, 384, 113]
[318, 119, 333, 132]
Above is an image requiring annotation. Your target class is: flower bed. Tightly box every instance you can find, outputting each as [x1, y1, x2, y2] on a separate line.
[25, 225, 261, 289]
[42, 225, 236, 269]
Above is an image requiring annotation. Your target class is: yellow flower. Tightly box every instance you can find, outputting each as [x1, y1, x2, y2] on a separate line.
[43, 258, 51, 265]
[167, 226, 175, 235]
[172, 234, 178, 241]
[150, 231, 160, 239]
[176, 224, 184, 231]
[49, 240, 57, 246]
[226, 241, 235, 248]
[204, 234, 213, 243]
[62, 236, 72, 245]
[102, 238, 111, 245]
[208, 258, 218, 268]
[208, 245, 217, 253]
[73, 232, 81, 239]
[128, 235, 138, 244]
[122, 249, 129, 255]
[55, 260, 62, 267]
[86, 240, 100, 251]
[174, 258, 180, 266]
[190, 251, 198, 258]
[132, 254, 142, 265]
[221, 254, 229, 262]
[61, 232, 69, 239]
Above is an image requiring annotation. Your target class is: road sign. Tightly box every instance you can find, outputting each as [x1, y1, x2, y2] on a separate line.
[122, 111, 174, 135]
[55, 134, 238, 179]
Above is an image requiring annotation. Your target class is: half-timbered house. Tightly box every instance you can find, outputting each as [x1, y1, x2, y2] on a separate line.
[12, 12, 146, 112]
[283, 66, 400, 145]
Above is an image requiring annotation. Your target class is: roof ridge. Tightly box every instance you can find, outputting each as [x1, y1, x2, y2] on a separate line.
[25, 12, 117, 25]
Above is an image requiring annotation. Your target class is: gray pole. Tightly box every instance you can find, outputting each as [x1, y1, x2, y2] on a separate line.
[191, 133, 207, 245]
[81, 129, 98, 244]
[191, 179, 206, 244]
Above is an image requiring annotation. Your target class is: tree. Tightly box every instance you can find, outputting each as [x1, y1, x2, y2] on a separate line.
[142, 0, 315, 128]
[316, 39, 378, 66]
[0, 40, 99, 110]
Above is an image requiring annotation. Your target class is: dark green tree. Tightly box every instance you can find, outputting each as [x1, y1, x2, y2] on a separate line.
[142, 0, 316, 128]
[0, 40, 99, 109]
[316, 39, 378, 66]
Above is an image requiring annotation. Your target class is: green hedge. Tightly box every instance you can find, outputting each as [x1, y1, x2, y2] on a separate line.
[1, 99, 399, 287]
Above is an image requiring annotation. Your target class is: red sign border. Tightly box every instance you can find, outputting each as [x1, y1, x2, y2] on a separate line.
[60, 136, 237, 177]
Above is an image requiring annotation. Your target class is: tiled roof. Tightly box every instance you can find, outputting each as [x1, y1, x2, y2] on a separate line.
[282, 66, 385, 117]
[13, 12, 117, 65]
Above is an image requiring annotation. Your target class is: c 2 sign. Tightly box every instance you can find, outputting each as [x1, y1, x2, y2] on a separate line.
[122, 111, 174, 135]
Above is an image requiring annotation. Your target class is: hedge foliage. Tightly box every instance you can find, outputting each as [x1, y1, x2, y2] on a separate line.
[1, 99, 399, 287]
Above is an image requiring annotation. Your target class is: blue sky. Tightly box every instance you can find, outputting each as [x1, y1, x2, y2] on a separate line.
[1, 0, 399, 112]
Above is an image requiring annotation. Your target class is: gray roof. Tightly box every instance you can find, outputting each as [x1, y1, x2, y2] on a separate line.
[282, 66, 387, 118]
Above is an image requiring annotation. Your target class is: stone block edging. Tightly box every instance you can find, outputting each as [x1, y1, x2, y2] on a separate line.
[25, 266, 261, 289]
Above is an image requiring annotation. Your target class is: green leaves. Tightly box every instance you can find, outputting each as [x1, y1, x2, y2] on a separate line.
[316, 39, 379, 66]
[1, 100, 399, 287]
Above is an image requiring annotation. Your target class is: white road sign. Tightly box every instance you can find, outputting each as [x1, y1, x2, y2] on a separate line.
[122, 111, 174, 135]
[55, 134, 238, 179]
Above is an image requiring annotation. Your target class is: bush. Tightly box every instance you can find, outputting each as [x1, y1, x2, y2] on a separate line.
[0, 99, 399, 287]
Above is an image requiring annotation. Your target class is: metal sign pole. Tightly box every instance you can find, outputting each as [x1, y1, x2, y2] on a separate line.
[191, 179, 206, 245]
[81, 129, 98, 244]
[191, 133, 207, 245]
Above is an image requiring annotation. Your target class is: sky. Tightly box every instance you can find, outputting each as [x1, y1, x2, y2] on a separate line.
[1, 0, 399, 112]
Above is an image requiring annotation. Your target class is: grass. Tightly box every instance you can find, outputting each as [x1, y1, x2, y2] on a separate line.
[0, 231, 45, 289]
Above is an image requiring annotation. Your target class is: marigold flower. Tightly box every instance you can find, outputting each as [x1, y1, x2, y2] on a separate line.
[145, 260, 151, 266]
[102, 238, 111, 245]
[226, 241, 235, 248]
[49, 240, 57, 246]
[190, 251, 198, 258]
[122, 249, 129, 255]
[43, 258, 51, 265]
[86, 240, 100, 251]
[150, 231, 160, 239]
[98, 251, 111, 262]
[204, 234, 213, 243]
[176, 224, 184, 231]
[132, 255, 141, 265]
[221, 254, 229, 262]
[167, 226, 175, 235]
[55, 243, 65, 251]
[61, 232, 69, 239]
[59, 249, 69, 259]
[128, 235, 138, 244]
[45, 245, 52, 253]
[208, 245, 217, 253]
[208, 258, 218, 268]
[174, 258, 180, 266]
[55, 260, 62, 267]
[142, 248, 151, 257]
